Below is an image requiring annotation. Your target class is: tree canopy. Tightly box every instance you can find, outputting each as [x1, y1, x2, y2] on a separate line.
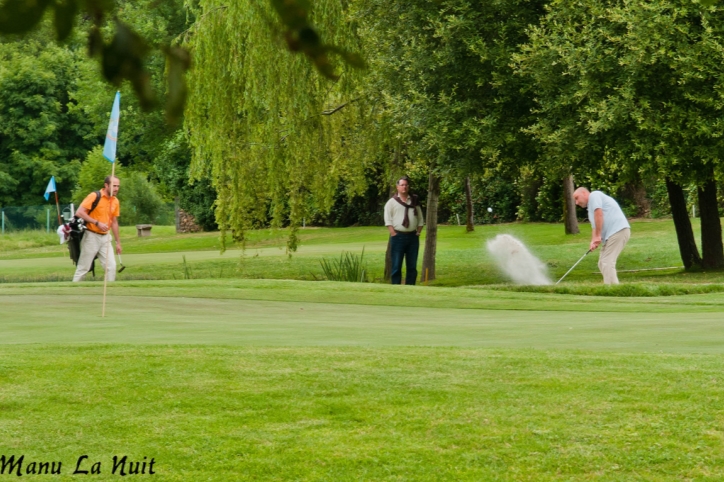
[517, 0, 724, 267]
[0, 40, 91, 206]
[356, 0, 545, 178]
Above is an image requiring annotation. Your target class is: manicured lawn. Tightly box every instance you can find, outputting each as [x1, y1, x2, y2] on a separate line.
[3, 221, 724, 480]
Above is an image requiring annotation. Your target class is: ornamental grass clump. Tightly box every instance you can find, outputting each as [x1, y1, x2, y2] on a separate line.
[319, 248, 368, 282]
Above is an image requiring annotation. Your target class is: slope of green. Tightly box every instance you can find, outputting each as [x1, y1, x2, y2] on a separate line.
[1, 279, 723, 349]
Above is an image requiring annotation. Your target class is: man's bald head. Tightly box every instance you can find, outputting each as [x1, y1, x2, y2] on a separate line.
[573, 187, 590, 208]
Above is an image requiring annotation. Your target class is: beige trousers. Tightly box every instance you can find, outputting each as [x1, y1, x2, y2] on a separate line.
[72, 231, 116, 282]
[598, 228, 630, 284]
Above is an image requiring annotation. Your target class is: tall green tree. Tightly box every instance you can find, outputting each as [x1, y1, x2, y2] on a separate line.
[0, 40, 92, 207]
[0, 2, 193, 208]
[517, 0, 724, 269]
[356, 0, 546, 280]
[68, 0, 196, 172]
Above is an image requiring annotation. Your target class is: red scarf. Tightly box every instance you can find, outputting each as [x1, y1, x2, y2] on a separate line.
[392, 194, 418, 228]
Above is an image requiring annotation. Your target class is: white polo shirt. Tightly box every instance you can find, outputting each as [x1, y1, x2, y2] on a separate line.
[588, 191, 630, 242]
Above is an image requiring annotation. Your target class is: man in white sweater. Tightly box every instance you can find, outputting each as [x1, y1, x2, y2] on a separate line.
[384, 176, 425, 285]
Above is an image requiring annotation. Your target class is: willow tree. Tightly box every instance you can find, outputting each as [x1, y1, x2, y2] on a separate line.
[184, 0, 369, 251]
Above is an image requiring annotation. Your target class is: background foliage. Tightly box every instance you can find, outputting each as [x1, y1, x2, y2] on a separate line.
[2, 0, 724, 242]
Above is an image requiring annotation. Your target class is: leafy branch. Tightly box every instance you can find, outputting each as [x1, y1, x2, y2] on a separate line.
[0, 0, 365, 125]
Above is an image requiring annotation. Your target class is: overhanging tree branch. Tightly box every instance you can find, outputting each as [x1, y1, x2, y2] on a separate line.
[322, 97, 361, 116]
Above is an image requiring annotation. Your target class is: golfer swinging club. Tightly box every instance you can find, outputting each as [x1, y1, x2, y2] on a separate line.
[573, 187, 630, 284]
[72, 176, 122, 282]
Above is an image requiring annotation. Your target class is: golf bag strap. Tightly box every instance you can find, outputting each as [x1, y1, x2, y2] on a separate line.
[87, 191, 102, 216]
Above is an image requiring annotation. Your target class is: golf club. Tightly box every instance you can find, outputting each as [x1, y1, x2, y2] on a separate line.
[117, 253, 126, 273]
[555, 249, 592, 285]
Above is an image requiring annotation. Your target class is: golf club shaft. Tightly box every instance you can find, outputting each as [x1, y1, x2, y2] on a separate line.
[555, 249, 592, 285]
[116, 252, 126, 272]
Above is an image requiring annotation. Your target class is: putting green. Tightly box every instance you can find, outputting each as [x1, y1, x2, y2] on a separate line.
[3, 280, 724, 351]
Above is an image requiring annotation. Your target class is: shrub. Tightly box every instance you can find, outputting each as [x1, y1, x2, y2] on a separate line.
[319, 249, 369, 282]
[119, 172, 168, 225]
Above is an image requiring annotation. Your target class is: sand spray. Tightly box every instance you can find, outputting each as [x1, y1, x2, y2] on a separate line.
[486, 234, 551, 285]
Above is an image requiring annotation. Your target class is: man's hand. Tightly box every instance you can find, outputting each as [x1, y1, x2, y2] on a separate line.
[590, 236, 601, 251]
[115, 242, 122, 255]
[387, 226, 397, 237]
[96, 221, 109, 232]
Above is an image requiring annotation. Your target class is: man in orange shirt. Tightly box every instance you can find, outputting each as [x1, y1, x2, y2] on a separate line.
[72, 176, 122, 282]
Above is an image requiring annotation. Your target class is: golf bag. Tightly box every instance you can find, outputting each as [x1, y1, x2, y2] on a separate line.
[64, 191, 102, 277]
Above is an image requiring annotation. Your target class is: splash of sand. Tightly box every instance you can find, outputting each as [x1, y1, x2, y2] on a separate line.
[486, 234, 551, 285]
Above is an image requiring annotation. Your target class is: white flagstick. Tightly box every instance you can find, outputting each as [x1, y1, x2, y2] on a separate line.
[101, 163, 116, 318]
[101, 91, 120, 318]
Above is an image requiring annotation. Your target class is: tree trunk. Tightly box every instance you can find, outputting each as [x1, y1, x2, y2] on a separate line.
[562, 174, 579, 235]
[666, 178, 702, 270]
[421, 170, 440, 283]
[465, 176, 474, 232]
[623, 180, 651, 218]
[697, 177, 724, 269]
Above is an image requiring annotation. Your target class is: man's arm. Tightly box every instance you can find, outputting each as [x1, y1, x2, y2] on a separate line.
[75, 205, 109, 232]
[591, 208, 603, 250]
[416, 206, 424, 236]
[111, 217, 122, 254]
[384, 201, 397, 236]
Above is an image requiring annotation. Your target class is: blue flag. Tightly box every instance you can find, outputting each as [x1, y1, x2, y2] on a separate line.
[103, 91, 121, 163]
[44, 176, 56, 201]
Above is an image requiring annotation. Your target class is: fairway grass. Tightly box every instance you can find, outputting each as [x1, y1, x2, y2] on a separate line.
[5, 219, 724, 286]
[1, 346, 723, 480]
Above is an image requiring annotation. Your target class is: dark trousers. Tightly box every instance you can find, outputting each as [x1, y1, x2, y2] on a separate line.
[390, 232, 419, 285]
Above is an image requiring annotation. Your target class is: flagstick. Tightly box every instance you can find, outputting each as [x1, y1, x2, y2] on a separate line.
[101, 162, 116, 318]
[101, 90, 121, 318]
